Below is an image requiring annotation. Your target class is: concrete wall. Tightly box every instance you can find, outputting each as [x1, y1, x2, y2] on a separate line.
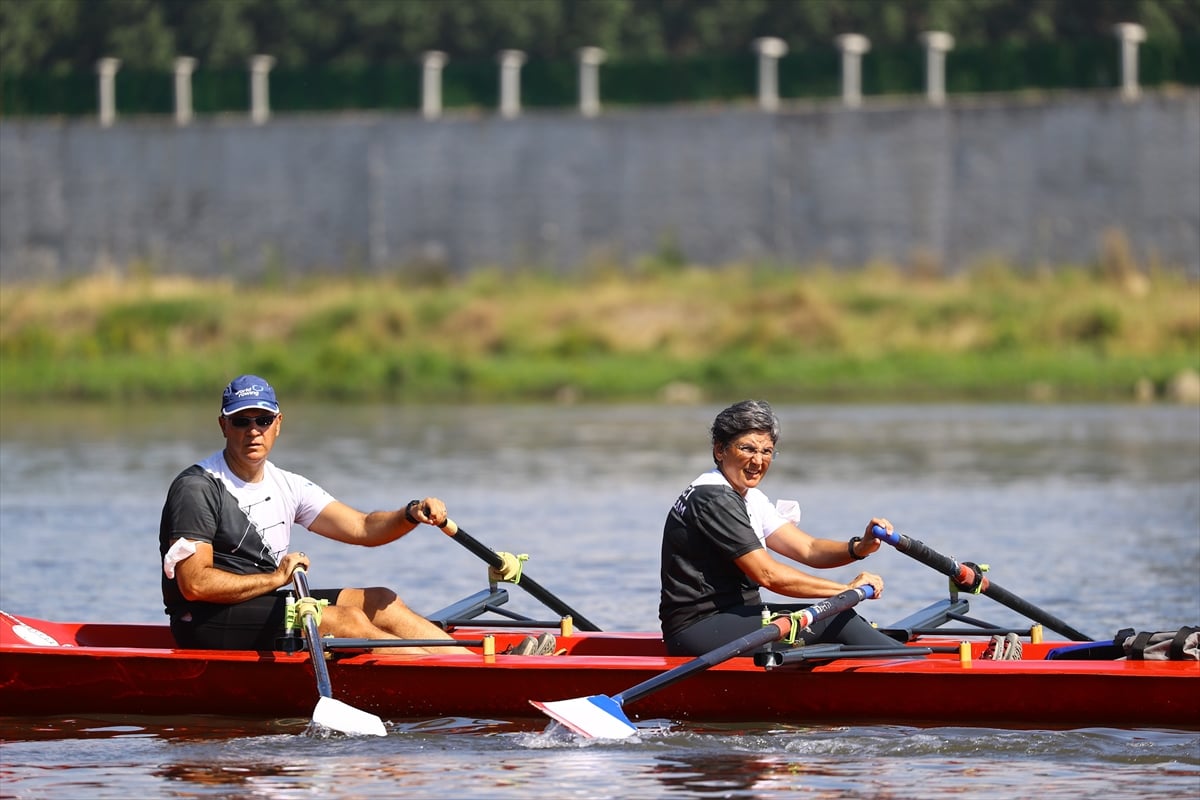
[1, 89, 1197, 282]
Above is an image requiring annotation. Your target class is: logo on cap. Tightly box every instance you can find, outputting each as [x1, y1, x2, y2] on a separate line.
[221, 374, 280, 415]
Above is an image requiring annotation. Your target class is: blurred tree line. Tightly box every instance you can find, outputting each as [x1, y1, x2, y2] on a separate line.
[0, 0, 1196, 115]
[3, 0, 1196, 73]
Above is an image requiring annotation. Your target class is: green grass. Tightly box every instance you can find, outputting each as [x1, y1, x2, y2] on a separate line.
[1, 260, 1197, 405]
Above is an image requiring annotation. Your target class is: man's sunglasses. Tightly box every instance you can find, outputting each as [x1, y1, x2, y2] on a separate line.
[228, 414, 277, 429]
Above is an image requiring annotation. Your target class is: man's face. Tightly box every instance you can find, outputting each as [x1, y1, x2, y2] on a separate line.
[220, 409, 281, 464]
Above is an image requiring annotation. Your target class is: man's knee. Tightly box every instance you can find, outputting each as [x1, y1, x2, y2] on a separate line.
[320, 604, 372, 636]
[361, 586, 405, 613]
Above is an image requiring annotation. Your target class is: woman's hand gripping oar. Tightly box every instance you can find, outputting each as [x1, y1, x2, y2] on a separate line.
[531, 586, 875, 739]
[291, 566, 387, 736]
[870, 525, 1091, 641]
[438, 518, 601, 631]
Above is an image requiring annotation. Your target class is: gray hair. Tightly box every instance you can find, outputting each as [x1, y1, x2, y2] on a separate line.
[710, 400, 780, 463]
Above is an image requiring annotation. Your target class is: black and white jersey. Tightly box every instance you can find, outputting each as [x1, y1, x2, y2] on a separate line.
[658, 469, 790, 636]
[158, 451, 334, 615]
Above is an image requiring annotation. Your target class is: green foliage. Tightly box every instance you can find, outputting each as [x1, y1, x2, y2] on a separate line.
[1, 263, 1196, 404]
[292, 305, 361, 344]
[3, 0, 1198, 116]
[93, 298, 223, 353]
[547, 322, 611, 358]
[0, 322, 57, 359]
[1062, 305, 1123, 347]
[4, 0, 1199, 74]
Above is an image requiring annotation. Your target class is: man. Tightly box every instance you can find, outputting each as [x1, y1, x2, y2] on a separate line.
[159, 374, 488, 654]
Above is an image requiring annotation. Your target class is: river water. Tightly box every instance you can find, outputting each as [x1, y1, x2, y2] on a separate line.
[1, 402, 1197, 798]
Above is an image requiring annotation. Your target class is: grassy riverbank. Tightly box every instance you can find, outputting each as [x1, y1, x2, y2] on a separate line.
[1, 258, 1197, 405]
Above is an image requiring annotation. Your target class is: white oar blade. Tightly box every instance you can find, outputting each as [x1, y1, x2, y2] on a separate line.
[313, 696, 387, 737]
[530, 696, 638, 739]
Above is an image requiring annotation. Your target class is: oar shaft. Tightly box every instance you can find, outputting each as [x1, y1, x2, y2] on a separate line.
[969, 579, 1090, 640]
[290, 568, 388, 736]
[441, 520, 601, 631]
[615, 618, 792, 708]
[292, 568, 334, 698]
[871, 526, 1091, 641]
[616, 586, 872, 708]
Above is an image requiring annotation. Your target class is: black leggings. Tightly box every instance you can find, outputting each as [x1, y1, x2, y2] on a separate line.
[170, 588, 342, 651]
[663, 603, 896, 656]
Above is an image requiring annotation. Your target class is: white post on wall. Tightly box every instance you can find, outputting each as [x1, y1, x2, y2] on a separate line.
[920, 31, 954, 106]
[96, 58, 120, 127]
[248, 54, 275, 124]
[421, 50, 448, 120]
[1113, 23, 1147, 101]
[577, 46, 606, 117]
[752, 37, 788, 112]
[174, 57, 197, 126]
[497, 49, 526, 119]
[834, 34, 870, 108]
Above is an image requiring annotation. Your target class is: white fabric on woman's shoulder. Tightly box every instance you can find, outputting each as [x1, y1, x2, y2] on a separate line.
[744, 487, 789, 545]
[774, 499, 802, 524]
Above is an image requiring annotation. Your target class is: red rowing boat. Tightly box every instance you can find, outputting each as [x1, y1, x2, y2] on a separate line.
[3, 589, 1196, 732]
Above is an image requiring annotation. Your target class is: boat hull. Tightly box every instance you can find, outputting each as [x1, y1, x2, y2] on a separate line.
[2, 615, 1197, 730]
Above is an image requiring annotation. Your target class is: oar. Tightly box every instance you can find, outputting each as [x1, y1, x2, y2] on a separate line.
[291, 567, 387, 736]
[870, 525, 1091, 641]
[439, 518, 601, 631]
[531, 585, 874, 739]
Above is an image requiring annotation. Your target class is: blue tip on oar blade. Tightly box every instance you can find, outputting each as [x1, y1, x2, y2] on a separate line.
[530, 696, 639, 739]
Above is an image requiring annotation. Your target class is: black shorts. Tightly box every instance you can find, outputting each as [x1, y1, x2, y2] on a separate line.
[170, 588, 343, 651]
[662, 603, 896, 656]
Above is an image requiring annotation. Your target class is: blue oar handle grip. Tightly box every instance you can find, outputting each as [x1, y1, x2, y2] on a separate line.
[859, 585, 876, 600]
[871, 524, 901, 546]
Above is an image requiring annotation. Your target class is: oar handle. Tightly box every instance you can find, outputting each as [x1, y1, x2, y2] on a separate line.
[869, 525, 1091, 641]
[870, 525, 902, 547]
[795, 584, 874, 629]
[439, 519, 602, 632]
[872, 525, 991, 589]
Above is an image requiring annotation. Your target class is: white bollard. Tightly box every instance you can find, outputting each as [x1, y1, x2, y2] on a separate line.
[834, 34, 870, 108]
[1113, 23, 1147, 101]
[421, 50, 448, 120]
[577, 46, 606, 118]
[248, 54, 275, 124]
[96, 58, 120, 127]
[497, 49, 527, 119]
[174, 57, 197, 126]
[752, 37, 788, 112]
[920, 31, 954, 106]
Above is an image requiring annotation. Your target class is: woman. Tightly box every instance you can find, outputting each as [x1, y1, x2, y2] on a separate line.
[659, 399, 897, 655]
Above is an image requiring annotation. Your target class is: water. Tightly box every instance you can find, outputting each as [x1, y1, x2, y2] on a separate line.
[1, 402, 1198, 798]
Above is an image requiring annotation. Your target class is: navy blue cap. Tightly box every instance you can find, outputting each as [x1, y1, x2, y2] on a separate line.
[221, 375, 280, 416]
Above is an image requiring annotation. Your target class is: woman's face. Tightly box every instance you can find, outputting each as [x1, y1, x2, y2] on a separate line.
[715, 431, 775, 496]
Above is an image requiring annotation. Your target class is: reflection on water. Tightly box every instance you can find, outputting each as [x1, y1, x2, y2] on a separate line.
[0, 714, 305, 743]
[1, 403, 1198, 798]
